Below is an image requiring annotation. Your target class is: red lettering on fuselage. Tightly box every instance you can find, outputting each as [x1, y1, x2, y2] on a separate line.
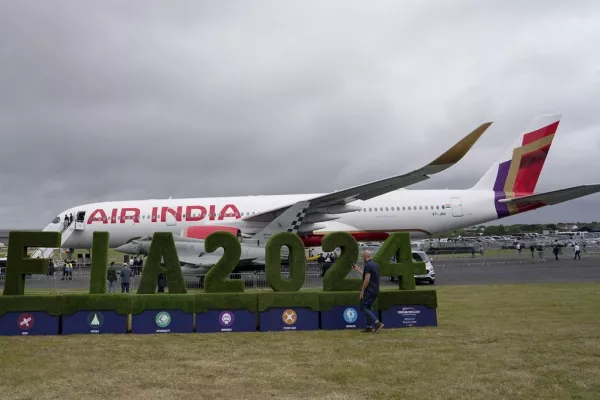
[161, 206, 182, 222]
[86, 204, 241, 224]
[87, 209, 108, 224]
[186, 206, 207, 221]
[120, 208, 140, 223]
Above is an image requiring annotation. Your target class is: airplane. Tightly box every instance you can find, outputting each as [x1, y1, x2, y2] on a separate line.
[32, 114, 600, 258]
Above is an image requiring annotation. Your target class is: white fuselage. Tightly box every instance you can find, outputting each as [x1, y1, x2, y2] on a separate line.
[47, 189, 500, 249]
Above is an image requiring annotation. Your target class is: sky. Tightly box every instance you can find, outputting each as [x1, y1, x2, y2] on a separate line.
[1, 0, 600, 229]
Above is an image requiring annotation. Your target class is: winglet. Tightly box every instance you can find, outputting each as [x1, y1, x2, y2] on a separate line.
[428, 122, 493, 168]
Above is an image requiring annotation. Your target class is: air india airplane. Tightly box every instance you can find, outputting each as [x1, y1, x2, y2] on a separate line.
[32, 114, 600, 258]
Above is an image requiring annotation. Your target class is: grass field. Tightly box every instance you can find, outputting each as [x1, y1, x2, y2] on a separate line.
[1, 283, 599, 399]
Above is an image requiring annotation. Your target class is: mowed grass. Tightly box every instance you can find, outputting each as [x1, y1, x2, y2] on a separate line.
[0, 283, 599, 399]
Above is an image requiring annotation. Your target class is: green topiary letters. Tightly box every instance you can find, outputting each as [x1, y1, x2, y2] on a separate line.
[265, 232, 306, 292]
[204, 231, 244, 293]
[136, 232, 187, 294]
[321, 232, 362, 291]
[89, 232, 110, 294]
[2, 231, 61, 296]
[373, 232, 426, 290]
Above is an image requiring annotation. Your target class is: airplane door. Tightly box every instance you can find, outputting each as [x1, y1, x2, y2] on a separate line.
[165, 212, 177, 227]
[450, 197, 463, 217]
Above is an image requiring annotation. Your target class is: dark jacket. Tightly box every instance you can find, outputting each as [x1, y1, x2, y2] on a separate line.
[107, 265, 117, 282]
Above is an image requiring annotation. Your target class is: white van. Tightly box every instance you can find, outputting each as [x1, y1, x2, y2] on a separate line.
[389, 251, 435, 285]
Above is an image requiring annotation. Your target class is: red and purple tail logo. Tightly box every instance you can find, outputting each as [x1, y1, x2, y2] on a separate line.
[494, 119, 559, 218]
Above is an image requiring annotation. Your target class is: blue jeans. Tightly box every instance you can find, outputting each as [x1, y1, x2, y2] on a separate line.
[107, 281, 116, 293]
[360, 292, 379, 328]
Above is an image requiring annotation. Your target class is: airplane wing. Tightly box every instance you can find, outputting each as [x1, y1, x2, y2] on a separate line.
[498, 185, 600, 206]
[242, 121, 492, 228]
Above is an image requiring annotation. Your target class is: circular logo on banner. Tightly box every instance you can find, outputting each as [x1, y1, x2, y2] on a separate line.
[343, 308, 358, 324]
[282, 309, 297, 325]
[17, 313, 34, 330]
[219, 311, 234, 327]
[155, 311, 171, 328]
[87, 312, 104, 328]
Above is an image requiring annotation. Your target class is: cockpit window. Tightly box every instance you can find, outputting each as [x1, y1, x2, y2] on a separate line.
[52, 217, 60, 224]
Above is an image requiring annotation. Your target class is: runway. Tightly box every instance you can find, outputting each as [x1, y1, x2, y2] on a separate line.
[3, 254, 599, 292]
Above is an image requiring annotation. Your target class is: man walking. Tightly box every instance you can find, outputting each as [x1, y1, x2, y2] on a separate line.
[353, 250, 384, 333]
[120, 262, 133, 293]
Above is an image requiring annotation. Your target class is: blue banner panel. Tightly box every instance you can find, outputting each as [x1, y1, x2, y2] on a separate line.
[259, 307, 319, 332]
[62, 311, 127, 335]
[0, 312, 59, 336]
[196, 310, 256, 333]
[380, 305, 437, 328]
[320, 305, 367, 330]
[131, 309, 193, 334]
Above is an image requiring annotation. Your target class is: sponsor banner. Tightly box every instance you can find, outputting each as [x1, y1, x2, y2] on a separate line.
[259, 307, 318, 332]
[196, 310, 256, 333]
[320, 305, 367, 330]
[380, 305, 437, 328]
[62, 311, 127, 335]
[131, 309, 193, 334]
[0, 312, 59, 336]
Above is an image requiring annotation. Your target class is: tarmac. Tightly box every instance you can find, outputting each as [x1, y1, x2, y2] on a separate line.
[2, 253, 599, 292]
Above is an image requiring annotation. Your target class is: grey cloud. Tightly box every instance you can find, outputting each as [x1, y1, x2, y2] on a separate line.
[1, 0, 600, 228]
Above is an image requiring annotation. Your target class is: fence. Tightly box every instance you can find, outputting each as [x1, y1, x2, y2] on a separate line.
[426, 245, 599, 266]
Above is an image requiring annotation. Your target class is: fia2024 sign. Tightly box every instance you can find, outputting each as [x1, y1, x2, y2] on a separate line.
[2, 230, 427, 295]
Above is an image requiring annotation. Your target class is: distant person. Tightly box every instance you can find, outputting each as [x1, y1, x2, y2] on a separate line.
[157, 273, 167, 292]
[516, 243, 521, 254]
[69, 213, 73, 225]
[107, 262, 118, 293]
[574, 243, 581, 260]
[321, 256, 332, 277]
[137, 256, 144, 275]
[48, 260, 55, 278]
[352, 250, 384, 334]
[63, 215, 69, 229]
[530, 244, 535, 258]
[120, 263, 132, 293]
[552, 245, 560, 260]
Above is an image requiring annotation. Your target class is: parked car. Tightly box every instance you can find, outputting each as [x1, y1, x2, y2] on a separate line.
[389, 251, 435, 285]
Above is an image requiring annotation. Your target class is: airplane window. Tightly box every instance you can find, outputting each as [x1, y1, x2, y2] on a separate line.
[408, 206, 411, 210]
[52, 217, 60, 224]
[396, 207, 400, 211]
[431, 205, 434, 209]
[419, 206, 422, 210]
[368, 208, 372, 211]
[436, 206, 439, 209]
[441, 205, 444, 209]
[402, 207, 405, 210]
[425, 206, 428, 210]
[385, 207, 388, 211]
[380, 207, 383, 211]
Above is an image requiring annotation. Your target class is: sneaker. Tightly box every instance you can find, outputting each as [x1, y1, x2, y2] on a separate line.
[373, 322, 384, 334]
[360, 328, 374, 333]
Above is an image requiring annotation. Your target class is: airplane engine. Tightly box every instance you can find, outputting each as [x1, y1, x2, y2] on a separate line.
[182, 225, 241, 240]
[300, 232, 390, 247]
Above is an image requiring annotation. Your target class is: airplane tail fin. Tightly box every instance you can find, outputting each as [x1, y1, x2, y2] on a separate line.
[471, 114, 561, 193]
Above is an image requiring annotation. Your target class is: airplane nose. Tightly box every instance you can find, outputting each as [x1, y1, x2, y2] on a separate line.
[116, 242, 137, 254]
